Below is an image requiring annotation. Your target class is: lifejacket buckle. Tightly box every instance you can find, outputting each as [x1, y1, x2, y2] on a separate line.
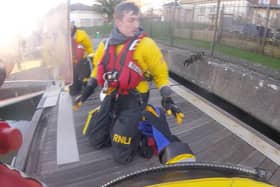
[103, 71, 118, 82]
[102, 71, 118, 93]
[102, 80, 109, 93]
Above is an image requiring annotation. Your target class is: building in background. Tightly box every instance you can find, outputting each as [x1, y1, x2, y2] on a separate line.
[250, 0, 280, 30]
[129, 0, 173, 14]
[179, 0, 280, 30]
[70, 3, 105, 27]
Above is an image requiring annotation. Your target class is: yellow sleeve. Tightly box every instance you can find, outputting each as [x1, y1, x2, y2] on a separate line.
[140, 37, 169, 88]
[91, 41, 105, 78]
[75, 30, 94, 54]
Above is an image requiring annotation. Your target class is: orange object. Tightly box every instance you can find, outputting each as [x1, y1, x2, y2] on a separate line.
[0, 121, 22, 154]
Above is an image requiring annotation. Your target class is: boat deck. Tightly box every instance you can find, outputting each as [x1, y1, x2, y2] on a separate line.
[17, 80, 280, 187]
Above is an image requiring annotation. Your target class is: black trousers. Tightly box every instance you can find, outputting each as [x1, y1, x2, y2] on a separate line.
[88, 91, 149, 164]
[70, 59, 91, 96]
[70, 63, 83, 96]
[0, 66, 6, 87]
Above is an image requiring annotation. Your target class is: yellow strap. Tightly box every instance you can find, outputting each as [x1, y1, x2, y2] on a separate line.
[82, 106, 100, 135]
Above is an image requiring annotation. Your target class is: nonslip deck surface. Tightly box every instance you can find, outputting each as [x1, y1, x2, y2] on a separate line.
[27, 83, 280, 187]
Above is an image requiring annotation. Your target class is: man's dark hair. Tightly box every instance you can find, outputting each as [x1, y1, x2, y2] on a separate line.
[114, 1, 139, 19]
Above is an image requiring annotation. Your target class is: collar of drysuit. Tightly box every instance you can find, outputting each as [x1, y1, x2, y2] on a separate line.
[108, 26, 144, 45]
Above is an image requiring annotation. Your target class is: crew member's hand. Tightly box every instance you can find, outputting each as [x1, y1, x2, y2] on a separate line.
[161, 96, 185, 125]
[72, 95, 83, 111]
[72, 78, 98, 111]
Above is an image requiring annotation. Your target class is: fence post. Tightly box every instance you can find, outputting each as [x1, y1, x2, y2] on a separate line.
[190, 5, 195, 40]
[261, 4, 271, 54]
[210, 0, 221, 57]
[168, 8, 172, 46]
[170, 2, 177, 46]
[217, 5, 224, 43]
[150, 8, 153, 38]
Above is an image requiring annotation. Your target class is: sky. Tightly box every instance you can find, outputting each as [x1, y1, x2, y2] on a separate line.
[0, 0, 170, 49]
[70, 0, 171, 8]
[0, 0, 62, 37]
[0, 0, 62, 27]
[70, 0, 97, 5]
[0, 0, 66, 53]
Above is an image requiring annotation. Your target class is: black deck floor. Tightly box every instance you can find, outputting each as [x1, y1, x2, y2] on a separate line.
[26, 83, 280, 187]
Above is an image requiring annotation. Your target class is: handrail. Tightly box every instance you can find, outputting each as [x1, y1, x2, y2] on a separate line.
[0, 91, 44, 108]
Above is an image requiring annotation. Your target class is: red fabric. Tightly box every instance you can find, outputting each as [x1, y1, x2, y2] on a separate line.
[0, 121, 42, 186]
[72, 39, 85, 64]
[0, 164, 43, 187]
[147, 137, 158, 155]
[0, 121, 22, 154]
[96, 45, 117, 88]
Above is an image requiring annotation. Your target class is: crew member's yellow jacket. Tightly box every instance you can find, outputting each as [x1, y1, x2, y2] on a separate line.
[91, 37, 169, 93]
[74, 29, 94, 55]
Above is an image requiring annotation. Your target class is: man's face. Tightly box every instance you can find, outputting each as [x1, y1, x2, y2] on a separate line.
[115, 11, 140, 37]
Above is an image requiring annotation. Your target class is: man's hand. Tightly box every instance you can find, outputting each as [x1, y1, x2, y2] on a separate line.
[160, 86, 185, 125]
[72, 78, 97, 111]
[161, 96, 185, 125]
[72, 95, 83, 111]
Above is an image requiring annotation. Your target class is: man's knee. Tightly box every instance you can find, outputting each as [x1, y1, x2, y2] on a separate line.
[88, 131, 110, 149]
[112, 146, 135, 164]
[111, 134, 138, 164]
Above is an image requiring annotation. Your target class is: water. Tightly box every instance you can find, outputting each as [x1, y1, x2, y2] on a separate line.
[0, 95, 40, 164]
[0, 95, 41, 120]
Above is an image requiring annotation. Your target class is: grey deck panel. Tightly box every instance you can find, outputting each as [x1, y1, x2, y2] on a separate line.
[258, 158, 280, 179]
[57, 92, 80, 165]
[270, 167, 280, 185]
[29, 86, 279, 187]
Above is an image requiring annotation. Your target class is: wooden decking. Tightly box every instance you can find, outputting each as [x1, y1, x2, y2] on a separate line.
[23, 81, 280, 187]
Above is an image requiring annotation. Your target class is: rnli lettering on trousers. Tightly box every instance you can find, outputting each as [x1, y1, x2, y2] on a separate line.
[112, 133, 131, 145]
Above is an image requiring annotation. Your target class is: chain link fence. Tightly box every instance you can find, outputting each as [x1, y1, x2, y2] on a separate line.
[81, 1, 280, 77]
[141, 1, 280, 75]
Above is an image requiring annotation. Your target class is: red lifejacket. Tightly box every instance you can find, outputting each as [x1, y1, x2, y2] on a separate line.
[97, 33, 146, 94]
